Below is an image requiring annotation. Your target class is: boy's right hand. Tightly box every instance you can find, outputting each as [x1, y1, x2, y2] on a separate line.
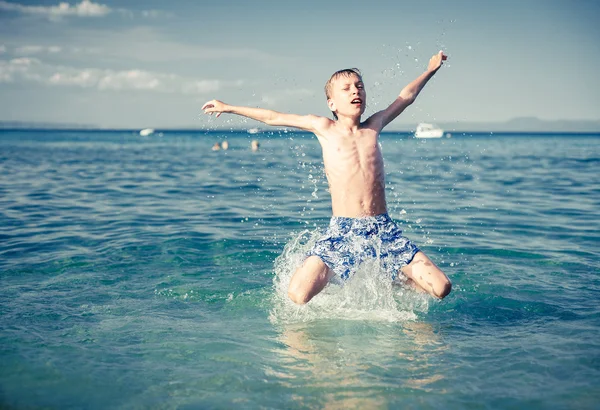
[427, 51, 447, 73]
[202, 100, 227, 118]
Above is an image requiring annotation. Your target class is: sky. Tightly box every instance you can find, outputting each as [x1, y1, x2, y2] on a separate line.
[0, 0, 599, 129]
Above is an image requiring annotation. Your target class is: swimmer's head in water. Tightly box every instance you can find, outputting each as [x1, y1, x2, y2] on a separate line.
[324, 68, 364, 120]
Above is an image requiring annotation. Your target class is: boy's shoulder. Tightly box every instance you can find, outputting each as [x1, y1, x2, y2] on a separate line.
[312, 114, 334, 127]
[308, 115, 335, 137]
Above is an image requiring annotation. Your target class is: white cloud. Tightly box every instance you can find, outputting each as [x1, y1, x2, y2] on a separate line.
[15, 45, 44, 54]
[49, 69, 98, 87]
[70, 46, 102, 55]
[4, 27, 287, 69]
[182, 79, 243, 94]
[0, 0, 169, 21]
[14, 45, 63, 55]
[0, 0, 110, 20]
[181, 80, 222, 94]
[0, 57, 241, 94]
[34, 26, 290, 64]
[45, 67, 178, 92]
[260, 88, 315, 106]
[97, 70, 164, 91]
[9, 57, 38, 66]
[99, 29, 279, 63]
[139, 9, 174, 19]
[0, 45, 6, 54]
[0, 57, 43, 82]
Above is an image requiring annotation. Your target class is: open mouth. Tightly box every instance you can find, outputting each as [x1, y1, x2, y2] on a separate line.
[351, 98, 363, 105]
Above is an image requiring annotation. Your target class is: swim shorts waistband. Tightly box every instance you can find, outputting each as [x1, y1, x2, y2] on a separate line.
[330, 213, 391, 225]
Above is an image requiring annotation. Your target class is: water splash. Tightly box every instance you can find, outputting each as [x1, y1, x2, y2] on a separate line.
[269, 230, 430, 324]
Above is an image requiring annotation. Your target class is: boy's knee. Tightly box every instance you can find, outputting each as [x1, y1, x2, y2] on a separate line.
[287, 284, 311, 305]
[435, 279, 452, 299]
[288, 288, 310, 305]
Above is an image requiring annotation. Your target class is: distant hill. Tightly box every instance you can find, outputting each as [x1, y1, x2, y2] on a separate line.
[425, 117, 600, 133]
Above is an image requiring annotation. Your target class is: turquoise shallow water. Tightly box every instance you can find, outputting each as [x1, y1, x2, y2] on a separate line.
[1, 130, 599, 409]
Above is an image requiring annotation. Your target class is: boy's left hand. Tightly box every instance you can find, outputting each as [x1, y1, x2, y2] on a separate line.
[427, 51, 448, 73]
[202, 99, 227, 118]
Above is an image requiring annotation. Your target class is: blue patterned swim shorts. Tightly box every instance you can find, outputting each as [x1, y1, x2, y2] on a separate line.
[307, 213, 420, 281]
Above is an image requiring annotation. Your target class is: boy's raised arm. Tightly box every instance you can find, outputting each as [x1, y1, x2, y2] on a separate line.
[202, 100, 330, 133]
[368, 51, 447, 131]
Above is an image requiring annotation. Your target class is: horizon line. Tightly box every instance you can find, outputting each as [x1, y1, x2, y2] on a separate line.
[1, 128, 599, 135]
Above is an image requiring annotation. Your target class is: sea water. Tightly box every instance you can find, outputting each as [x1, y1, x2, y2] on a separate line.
[1, 130, 599, 409]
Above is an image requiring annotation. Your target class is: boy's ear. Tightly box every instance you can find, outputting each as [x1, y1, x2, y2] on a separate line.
[327, 98, 335, 112]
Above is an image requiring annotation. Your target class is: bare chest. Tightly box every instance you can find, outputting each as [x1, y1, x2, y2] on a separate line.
[322, 132, 383, 173]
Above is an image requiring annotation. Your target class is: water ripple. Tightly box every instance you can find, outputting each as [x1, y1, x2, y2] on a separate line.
[1, 131, 599, 408]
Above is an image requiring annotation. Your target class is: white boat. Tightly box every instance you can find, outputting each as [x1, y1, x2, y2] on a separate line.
[139, 128, 154, 136]
[247, 128, 260, 134]
[414, 123, 444, 138]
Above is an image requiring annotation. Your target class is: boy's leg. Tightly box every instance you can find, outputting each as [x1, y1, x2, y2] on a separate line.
[400, 251, 451, 299]
[288, 256, 335, 305]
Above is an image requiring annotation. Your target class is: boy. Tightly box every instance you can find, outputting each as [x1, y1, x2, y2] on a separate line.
[202, 51, 451, 304]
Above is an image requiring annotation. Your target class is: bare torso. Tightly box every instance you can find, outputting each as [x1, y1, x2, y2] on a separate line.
[316, 123, 387, 217]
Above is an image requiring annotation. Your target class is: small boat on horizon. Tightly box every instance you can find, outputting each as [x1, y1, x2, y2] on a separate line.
[414, 123, 444, 138]
[247, 128, 260, 134]
[139, 128, 155, 137]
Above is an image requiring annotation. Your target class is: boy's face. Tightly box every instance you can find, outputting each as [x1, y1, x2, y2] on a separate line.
[328, 73, 366, 119]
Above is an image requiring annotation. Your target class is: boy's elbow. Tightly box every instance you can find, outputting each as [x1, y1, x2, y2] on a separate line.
[401, 94, 416, 105]
[263, 116, 276, 126]
[265, 113, 283, 126]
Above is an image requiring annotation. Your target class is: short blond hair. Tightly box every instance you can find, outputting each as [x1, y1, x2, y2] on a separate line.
[324, 68, 362, 100]
[324, 68, 362, 119]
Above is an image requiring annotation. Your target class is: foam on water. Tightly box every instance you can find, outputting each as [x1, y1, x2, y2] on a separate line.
[269, 229, 430, 324]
